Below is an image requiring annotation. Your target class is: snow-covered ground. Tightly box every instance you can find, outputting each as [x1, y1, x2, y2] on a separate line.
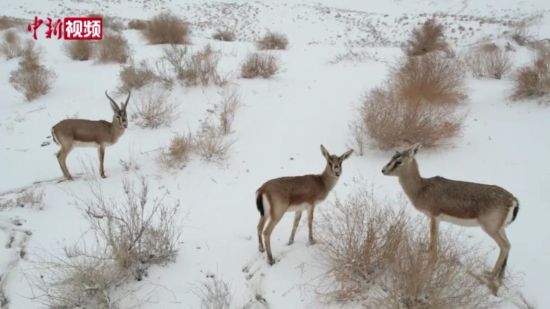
[1, 0, 549, 308]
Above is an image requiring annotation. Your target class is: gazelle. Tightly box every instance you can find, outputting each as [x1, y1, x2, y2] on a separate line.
[256, 145, 353, 265]
[51, 91, 130, 180]
[382, 143, 519, 294]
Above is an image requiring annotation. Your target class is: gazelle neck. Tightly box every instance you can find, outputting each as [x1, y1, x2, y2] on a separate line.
[398, 158, 424, 198]
[321, 164, 339, 191]
[110, 116, 126, 142]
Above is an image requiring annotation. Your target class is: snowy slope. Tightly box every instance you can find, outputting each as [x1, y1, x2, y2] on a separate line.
[1, 0, 550, 308]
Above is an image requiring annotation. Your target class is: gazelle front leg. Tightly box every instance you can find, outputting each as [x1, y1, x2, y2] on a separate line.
[98, 145, 106, 178]
[307, 205, 316, 245]
[429, 216, 439, 254]
[288, 211, 302, 245]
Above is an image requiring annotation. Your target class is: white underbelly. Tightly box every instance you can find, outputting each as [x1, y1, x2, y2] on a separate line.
[287, 203, 309, 212]
[437, 214, 479, 227]
[73, 141, 100, 148]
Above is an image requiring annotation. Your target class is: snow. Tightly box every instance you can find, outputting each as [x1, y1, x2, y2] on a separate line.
[1, 0, 550, 308]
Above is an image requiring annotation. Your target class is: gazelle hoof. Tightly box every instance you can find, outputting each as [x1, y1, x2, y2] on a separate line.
[101, 174, 107, 179]
[287, 240, 294, 246]
[258, 246, 265, 253]
[268, 259, 275, 266]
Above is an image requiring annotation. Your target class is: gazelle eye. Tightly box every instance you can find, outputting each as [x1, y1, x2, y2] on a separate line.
[395, 160, 402, 166]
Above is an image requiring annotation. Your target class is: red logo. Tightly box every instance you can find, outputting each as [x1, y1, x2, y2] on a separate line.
[27, 16, 103, 40]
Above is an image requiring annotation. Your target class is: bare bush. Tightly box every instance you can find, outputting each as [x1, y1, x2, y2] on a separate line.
[9, 41, 56, 101]
[197, 276, 232, 309]
[256, 31, 288, 50]
[64, 40, 93, 61]
[144, 13, 190, 45]
[94, 32, 130, 63]
[180, 45, 224, 86]
[512, 52, 550, 102]
[0, 188, 44, 210]
[0, 16, 23, 30]
[119, 60, 157, 92]
[32, 178, 181, 308]
[0, 30, 23, 59]
[212, 29, 236, 41]
[128, 19, 147, 30]
[132, 84, 177, 128]
[318, 188, 499, 308]
[159, 133, 194, 169]
[404, 18, 450, 57]
[241, 53, 279, 79]
[465, 44, 512, 79]
[218, 89, 240, 135]
[87, 13, 124, 32]
[393, 53, 466, 105]
[196, 121, 232, 161]
[360, 87, 462, 150]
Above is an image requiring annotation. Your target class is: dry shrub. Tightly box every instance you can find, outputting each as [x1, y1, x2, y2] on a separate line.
[218, 89, 240, 135]
[318, 188, 499, 308]
[132, 84, 177, 128]
[359, 87, 462, 150]
[0, 188, 44, 210]
[241, 53, 279, 79]
[32, 178, 181, 308]
[128, 19, 148, 30]
[393, 53, 466, 105]
[88, 13, 124, 32]
[196, 121, 232, 161]
[256, 31, 288, 50]
[144, 13, 190, 45]
[119, 60, 157, 92]
[0, 16, 23, 30]
[159, 133, 194, 169]
[94, 32, 129, 64]
[0, 30, 23, 59]
[465, 44, 512, 79]
[64, 40, 93, 61]
[182, 45, 224, 86]
[404, 18, 450, 57]
[9, 41, 56, 101]
[212, 29, 236, 41]
[512, 50, 550, 102]
[197, 276, 232, 309]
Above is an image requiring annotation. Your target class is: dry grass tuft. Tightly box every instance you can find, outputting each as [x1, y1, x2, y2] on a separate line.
[197, 276, 232, 309]
[0, 16, 22, 30]
[128, 19, 148, 30]
[404, 18, 450, 57]
[1, 30, 23, 59]
[64, 40, 93, 61]
[159, 44, 224, 86]
[119, 60, 157, 92]
[212, 29, 236, 41]
[159, 133, 194, 169]
[241, 53, 279, 79]
[256, 31, 288, 50]
[144, 13, 190, 45]
[465, 44, 512, 79]
[9, 41, 56, 101]
[94, 32, 130, 63]
[132, 84, 177, 128]
[319, 188, 500, 308]
[393, 53, 466, 105]
[218, 89, 240, 135]
[196, 121, 233, 162]
[512, 50, 550, 102]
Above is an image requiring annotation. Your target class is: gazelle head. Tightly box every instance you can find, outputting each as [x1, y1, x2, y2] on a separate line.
[105, 91, 130, 129]
[321, 145, 353, 177]
[382, 143, 422, 176]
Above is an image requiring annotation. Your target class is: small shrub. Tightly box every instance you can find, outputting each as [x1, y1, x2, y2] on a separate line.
[182, 45, 223, 86]
[212, 29, 236, 41]
[0, 16, 22, 30]
[393, 53, 466, 105]
[128, 18, 147, 30]
[360, 87, 462, 150]
[404, 18, 450, 57]
[94, 32, 130, 63]
[256, 31, 288, 50]
[512, 54, 550, 102]
[119, 60, 157, 92]
[132, 84, 177, 128]
[218, 89, 240, 135]
[0, 30, 23, 59]
[196, 121, 232, 161]
[465, 44, 512, 79]
[144, 13, 190, 45]
[241, 53, 279, 79]
[197, 276, 232, 309]
[64, 40, 93, 61]
[159, 133, 194, 169]
[9, 41, 56, 101]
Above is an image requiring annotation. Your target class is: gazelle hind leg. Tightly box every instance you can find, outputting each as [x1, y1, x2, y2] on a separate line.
[288, 211, 302, 245]
[56, 146, 73, 180]
[482, 225, 510, 295]
[257, 216, 266, 252]
[262, 216, 282, 265]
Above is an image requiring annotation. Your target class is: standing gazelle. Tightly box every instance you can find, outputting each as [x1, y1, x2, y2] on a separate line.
[382, 143, 519, 294]
[256, 145, 353, 265]
[51, 91, 130, 180]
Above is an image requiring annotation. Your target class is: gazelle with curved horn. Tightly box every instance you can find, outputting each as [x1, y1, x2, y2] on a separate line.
[51, 91, 130, 180]
[382, 143, 519, 294]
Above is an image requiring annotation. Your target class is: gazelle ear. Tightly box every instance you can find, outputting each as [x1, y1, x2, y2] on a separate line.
[320, 144, 330, 160]
[340, 149, 353, 161]
[408, 143, 422, 157]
